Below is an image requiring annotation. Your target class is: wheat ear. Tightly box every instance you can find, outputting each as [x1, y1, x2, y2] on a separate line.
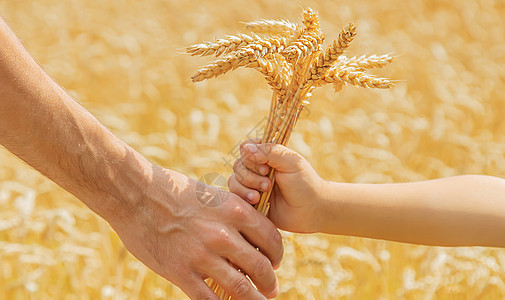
[322, 67, 394, 89]
[306, 23, 357, 85]
[337, 54, 394, 69]
[186, 33, 261, 57]
[244, 19, 298, 36]
[191, 36, 289, 82]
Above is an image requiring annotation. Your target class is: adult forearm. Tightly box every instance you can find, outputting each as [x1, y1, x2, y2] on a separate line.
[319, 175, 505, 247]
[0, 18, 150, 222]
[0, 18, 286, 299]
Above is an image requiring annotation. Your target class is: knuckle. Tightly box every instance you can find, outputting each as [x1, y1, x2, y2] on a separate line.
[212, 228, 233, 248]
[230, 275, 251, 297]
[236, 160, 251, 179]
[241, 174, 253, 187]
[232, 159, 241, 171]
[294, 151, 305, 162]
[257, 179, 269, 191]
[193, 287, 217, 300]
[260, 143, 273, 157]
[238, 170, 256, 187]
[231, 204, 247, 220]
[238, 158, 250, 172]
[240, 155, 251, 166]
[196, 294, 215, 300]
[252, 256, 272, 280]
[192, 248, 212, 269]
[235, 172, 246, 185]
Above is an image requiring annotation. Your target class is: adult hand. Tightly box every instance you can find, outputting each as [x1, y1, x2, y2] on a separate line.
[110, 166, 283, 299]
[0, 17, 282, 300]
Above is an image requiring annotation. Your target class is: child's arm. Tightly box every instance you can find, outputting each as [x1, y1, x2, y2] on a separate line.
[321, 176, 505, 247]
[230, 141, 505, 247]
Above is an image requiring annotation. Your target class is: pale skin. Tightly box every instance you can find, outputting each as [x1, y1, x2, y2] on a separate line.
[230, 139, 505, 247]
[0, 18, 283, 300]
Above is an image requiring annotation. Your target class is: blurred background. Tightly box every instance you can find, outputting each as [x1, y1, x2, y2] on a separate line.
[1, 0, 505, 298]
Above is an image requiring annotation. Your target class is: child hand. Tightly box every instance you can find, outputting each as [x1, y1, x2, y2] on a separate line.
[228, 139, 324, 233]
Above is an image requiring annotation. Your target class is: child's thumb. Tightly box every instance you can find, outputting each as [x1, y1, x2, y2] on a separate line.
[243, 143, 304, 173]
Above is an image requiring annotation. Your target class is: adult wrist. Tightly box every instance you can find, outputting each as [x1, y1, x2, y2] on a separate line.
[86, 141, 156, 226]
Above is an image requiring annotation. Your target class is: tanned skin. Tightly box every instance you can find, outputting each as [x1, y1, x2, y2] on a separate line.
[0, 18, 283, 300]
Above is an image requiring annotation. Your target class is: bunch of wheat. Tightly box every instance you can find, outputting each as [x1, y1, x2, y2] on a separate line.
[187, 8, 393, 299]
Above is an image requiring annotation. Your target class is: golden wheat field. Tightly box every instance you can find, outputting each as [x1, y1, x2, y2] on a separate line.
[1, 0, 505, 299]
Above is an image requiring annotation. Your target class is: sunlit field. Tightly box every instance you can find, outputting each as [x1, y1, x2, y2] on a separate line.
[1, 0, 505, 299]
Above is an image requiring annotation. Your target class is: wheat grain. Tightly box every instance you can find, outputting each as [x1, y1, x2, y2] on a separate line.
[186, 33, 261, 57]
[244, 19, 298, 36]
[236, 36, 289, 60]
[280, 7, 324, 64]
[337, 54, 394, 70]
[246, 54, 291, 96]
[301, 8, 320, 31]
[191, 58, 234, 82]
[191, 36, 289, 82]
[322, 67, 393, 89]
[306, 23, 357, 85]
[281, 30, 324, 62]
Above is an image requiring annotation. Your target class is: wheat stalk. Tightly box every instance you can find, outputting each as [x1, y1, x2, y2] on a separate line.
[186, 7, 394, 299]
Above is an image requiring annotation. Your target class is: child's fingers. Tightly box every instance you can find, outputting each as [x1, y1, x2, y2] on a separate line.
[233, 159, 272, 192]
[242, 143, 305, 173]
[239, 138, 269, 175]
[239, 138, 262, 150]
[228, 174, 260, 204]
[240, 156, 270, 176]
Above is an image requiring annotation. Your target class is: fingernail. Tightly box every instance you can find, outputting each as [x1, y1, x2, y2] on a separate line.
[246, 192, 254, 203]
[244, 143, 257, 154]
[259, 165, 269, 175]
[260, 182, 269, 192]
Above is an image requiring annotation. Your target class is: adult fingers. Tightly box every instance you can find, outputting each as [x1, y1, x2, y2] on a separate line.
[211, 229, 279, 298]
[228, 174, 261, 204]
[242, 143, 305, 173]
[229, 201, 284, 269]
[232, 160, 272, 192]
[178, 274, 219, 300]
[208, 257, 269, 300]
[229, 242, 279, 298]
